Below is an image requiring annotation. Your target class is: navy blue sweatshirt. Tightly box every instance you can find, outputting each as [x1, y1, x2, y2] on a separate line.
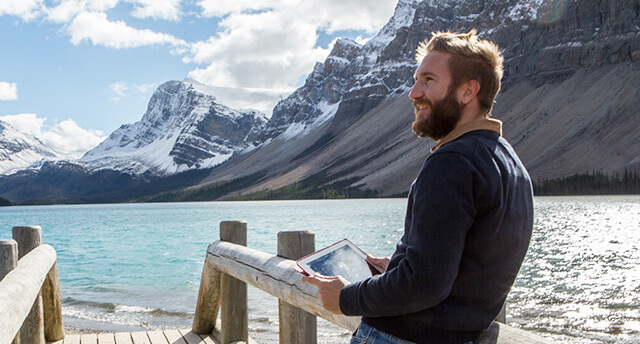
[339, 119, 534, 344]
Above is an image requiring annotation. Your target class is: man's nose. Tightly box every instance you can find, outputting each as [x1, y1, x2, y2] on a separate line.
[409, 83, 422, 100]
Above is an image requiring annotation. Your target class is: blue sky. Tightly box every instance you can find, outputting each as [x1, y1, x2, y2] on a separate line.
[0, 0, 397, 158]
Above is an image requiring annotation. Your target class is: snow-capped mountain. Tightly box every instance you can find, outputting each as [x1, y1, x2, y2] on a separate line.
[193, 0, 640, 198]
[0, 121, 59, 175]
[79, 80, 268, 176]
[260, 0, 419, 142]
[1, 0, 639, 204]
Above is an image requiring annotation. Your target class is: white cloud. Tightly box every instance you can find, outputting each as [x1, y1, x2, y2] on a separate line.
[0, 113, 43, 135]
[185, 10, 329, 89]
[133, 83, 156, 93]
[109, 81, 157, 102]
[0, 82, 18, 101]
[126, 0, 182, 21]
[298, 0, 397, 34]
[0, 0, 43, 21]
[0, 113, 106, 159]
[67, 11, 186, 49]
[186, 0, 397, 90]
[41, 119, 106, 158]
[110, 81, 129, 101]
[197, 0, 397, 33]
[45, 0, 180, 23]
[196, 0, 276, 18]
[45, 0, 120, 23]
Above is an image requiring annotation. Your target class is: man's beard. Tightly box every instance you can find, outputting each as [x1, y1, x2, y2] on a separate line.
[412, 89, 462, 140]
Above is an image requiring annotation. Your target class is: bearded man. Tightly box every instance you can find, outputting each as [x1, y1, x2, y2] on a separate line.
[303, 30, 534, 344]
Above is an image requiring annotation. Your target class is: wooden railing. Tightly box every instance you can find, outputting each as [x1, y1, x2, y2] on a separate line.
[0, 226, 64, 344]
[192, 220, 554, 344]
[0, 222, 553, 344]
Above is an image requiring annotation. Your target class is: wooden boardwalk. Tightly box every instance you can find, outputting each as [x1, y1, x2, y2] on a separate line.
[48, 330, 220, 344]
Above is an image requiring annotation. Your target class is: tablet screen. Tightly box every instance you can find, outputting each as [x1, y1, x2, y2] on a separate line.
[296, 239, 381, 282]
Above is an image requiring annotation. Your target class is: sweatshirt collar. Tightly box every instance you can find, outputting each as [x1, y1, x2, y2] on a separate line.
[431, 118, 503, 152]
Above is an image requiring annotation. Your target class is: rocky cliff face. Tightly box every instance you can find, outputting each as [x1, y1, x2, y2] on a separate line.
[265, 0, 640, 142]
[79, 80, 268, 176]
[261, 0, 419, 141]
[194, 0, 640, 198]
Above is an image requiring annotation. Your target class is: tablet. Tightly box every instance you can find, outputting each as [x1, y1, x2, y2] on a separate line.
[295, 239, 383, 282]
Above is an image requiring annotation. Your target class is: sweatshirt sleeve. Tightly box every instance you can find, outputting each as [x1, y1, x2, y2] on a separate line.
[339, 152, 479, 317]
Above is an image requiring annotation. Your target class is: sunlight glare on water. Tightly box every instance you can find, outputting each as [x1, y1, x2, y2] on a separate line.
[510, 196, 640, 343]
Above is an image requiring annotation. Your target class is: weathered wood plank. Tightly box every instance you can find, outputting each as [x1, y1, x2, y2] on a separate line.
[0, 244, 57, 343]
[130, 332, 150, 344]
[97, 333, 115, 344]
[61, 334, 80, 344]
[80, 333, 97, 344]
[113, 333, 133, 344]
[163, 330, 187, 344]
[196, 335, 216, 344]
[178, 330, 204, 344]
[146, 331, 168, 344]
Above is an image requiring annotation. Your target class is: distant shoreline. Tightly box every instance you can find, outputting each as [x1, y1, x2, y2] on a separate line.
[63, 317, 149, 335]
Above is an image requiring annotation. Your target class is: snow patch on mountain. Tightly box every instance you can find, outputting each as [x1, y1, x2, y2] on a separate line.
[508, 0, 544, 21]
[364, 0, 418, 59]
[0, 121, 60, 175]
[278, 101, 340, 141]
[79, 80, 268, 176]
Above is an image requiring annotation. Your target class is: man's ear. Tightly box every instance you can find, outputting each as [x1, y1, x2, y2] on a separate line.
[458, 79, 480, 105]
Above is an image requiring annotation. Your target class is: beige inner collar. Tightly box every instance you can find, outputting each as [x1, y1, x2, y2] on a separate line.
[431, 118, 503, 152]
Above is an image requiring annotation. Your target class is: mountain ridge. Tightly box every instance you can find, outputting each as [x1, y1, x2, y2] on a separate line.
[189, 0, 640, 199]
[78, 79, 268, 176]
[0, 121, 59, 176]
[0, 0, 638, 203]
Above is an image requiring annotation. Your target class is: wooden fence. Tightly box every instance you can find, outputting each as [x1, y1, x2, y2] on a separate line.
[0, 226, 64, 344]
[192, 220, 554, 344]
[0, 221, 553, 344]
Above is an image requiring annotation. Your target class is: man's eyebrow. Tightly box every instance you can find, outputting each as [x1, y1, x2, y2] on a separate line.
[414, 71, 436, 80]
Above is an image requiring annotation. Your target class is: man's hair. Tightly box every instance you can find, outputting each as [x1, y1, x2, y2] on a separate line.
[416, 30, 504, 115]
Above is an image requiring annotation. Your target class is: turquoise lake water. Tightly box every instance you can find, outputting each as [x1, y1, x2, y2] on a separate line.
[1, 196, 639, 343]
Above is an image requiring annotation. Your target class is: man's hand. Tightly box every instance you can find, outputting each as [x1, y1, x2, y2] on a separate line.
[367, 254, 391, 272]
[300, 273, 348, 314]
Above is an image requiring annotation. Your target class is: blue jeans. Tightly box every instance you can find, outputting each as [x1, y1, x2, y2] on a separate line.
[350, 322, 474, 344]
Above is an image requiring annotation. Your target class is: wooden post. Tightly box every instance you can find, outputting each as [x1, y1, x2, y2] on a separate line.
[192, 252, 222, 333]
[0, 239, 18, 280]
[277, 231, 317, 344]
[1, 239, 20, 344]
[220, 221, 248, 344]
[42, 261, 65, 341]
[13, 226, 45, 344]
[496, 302, 506, 323]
